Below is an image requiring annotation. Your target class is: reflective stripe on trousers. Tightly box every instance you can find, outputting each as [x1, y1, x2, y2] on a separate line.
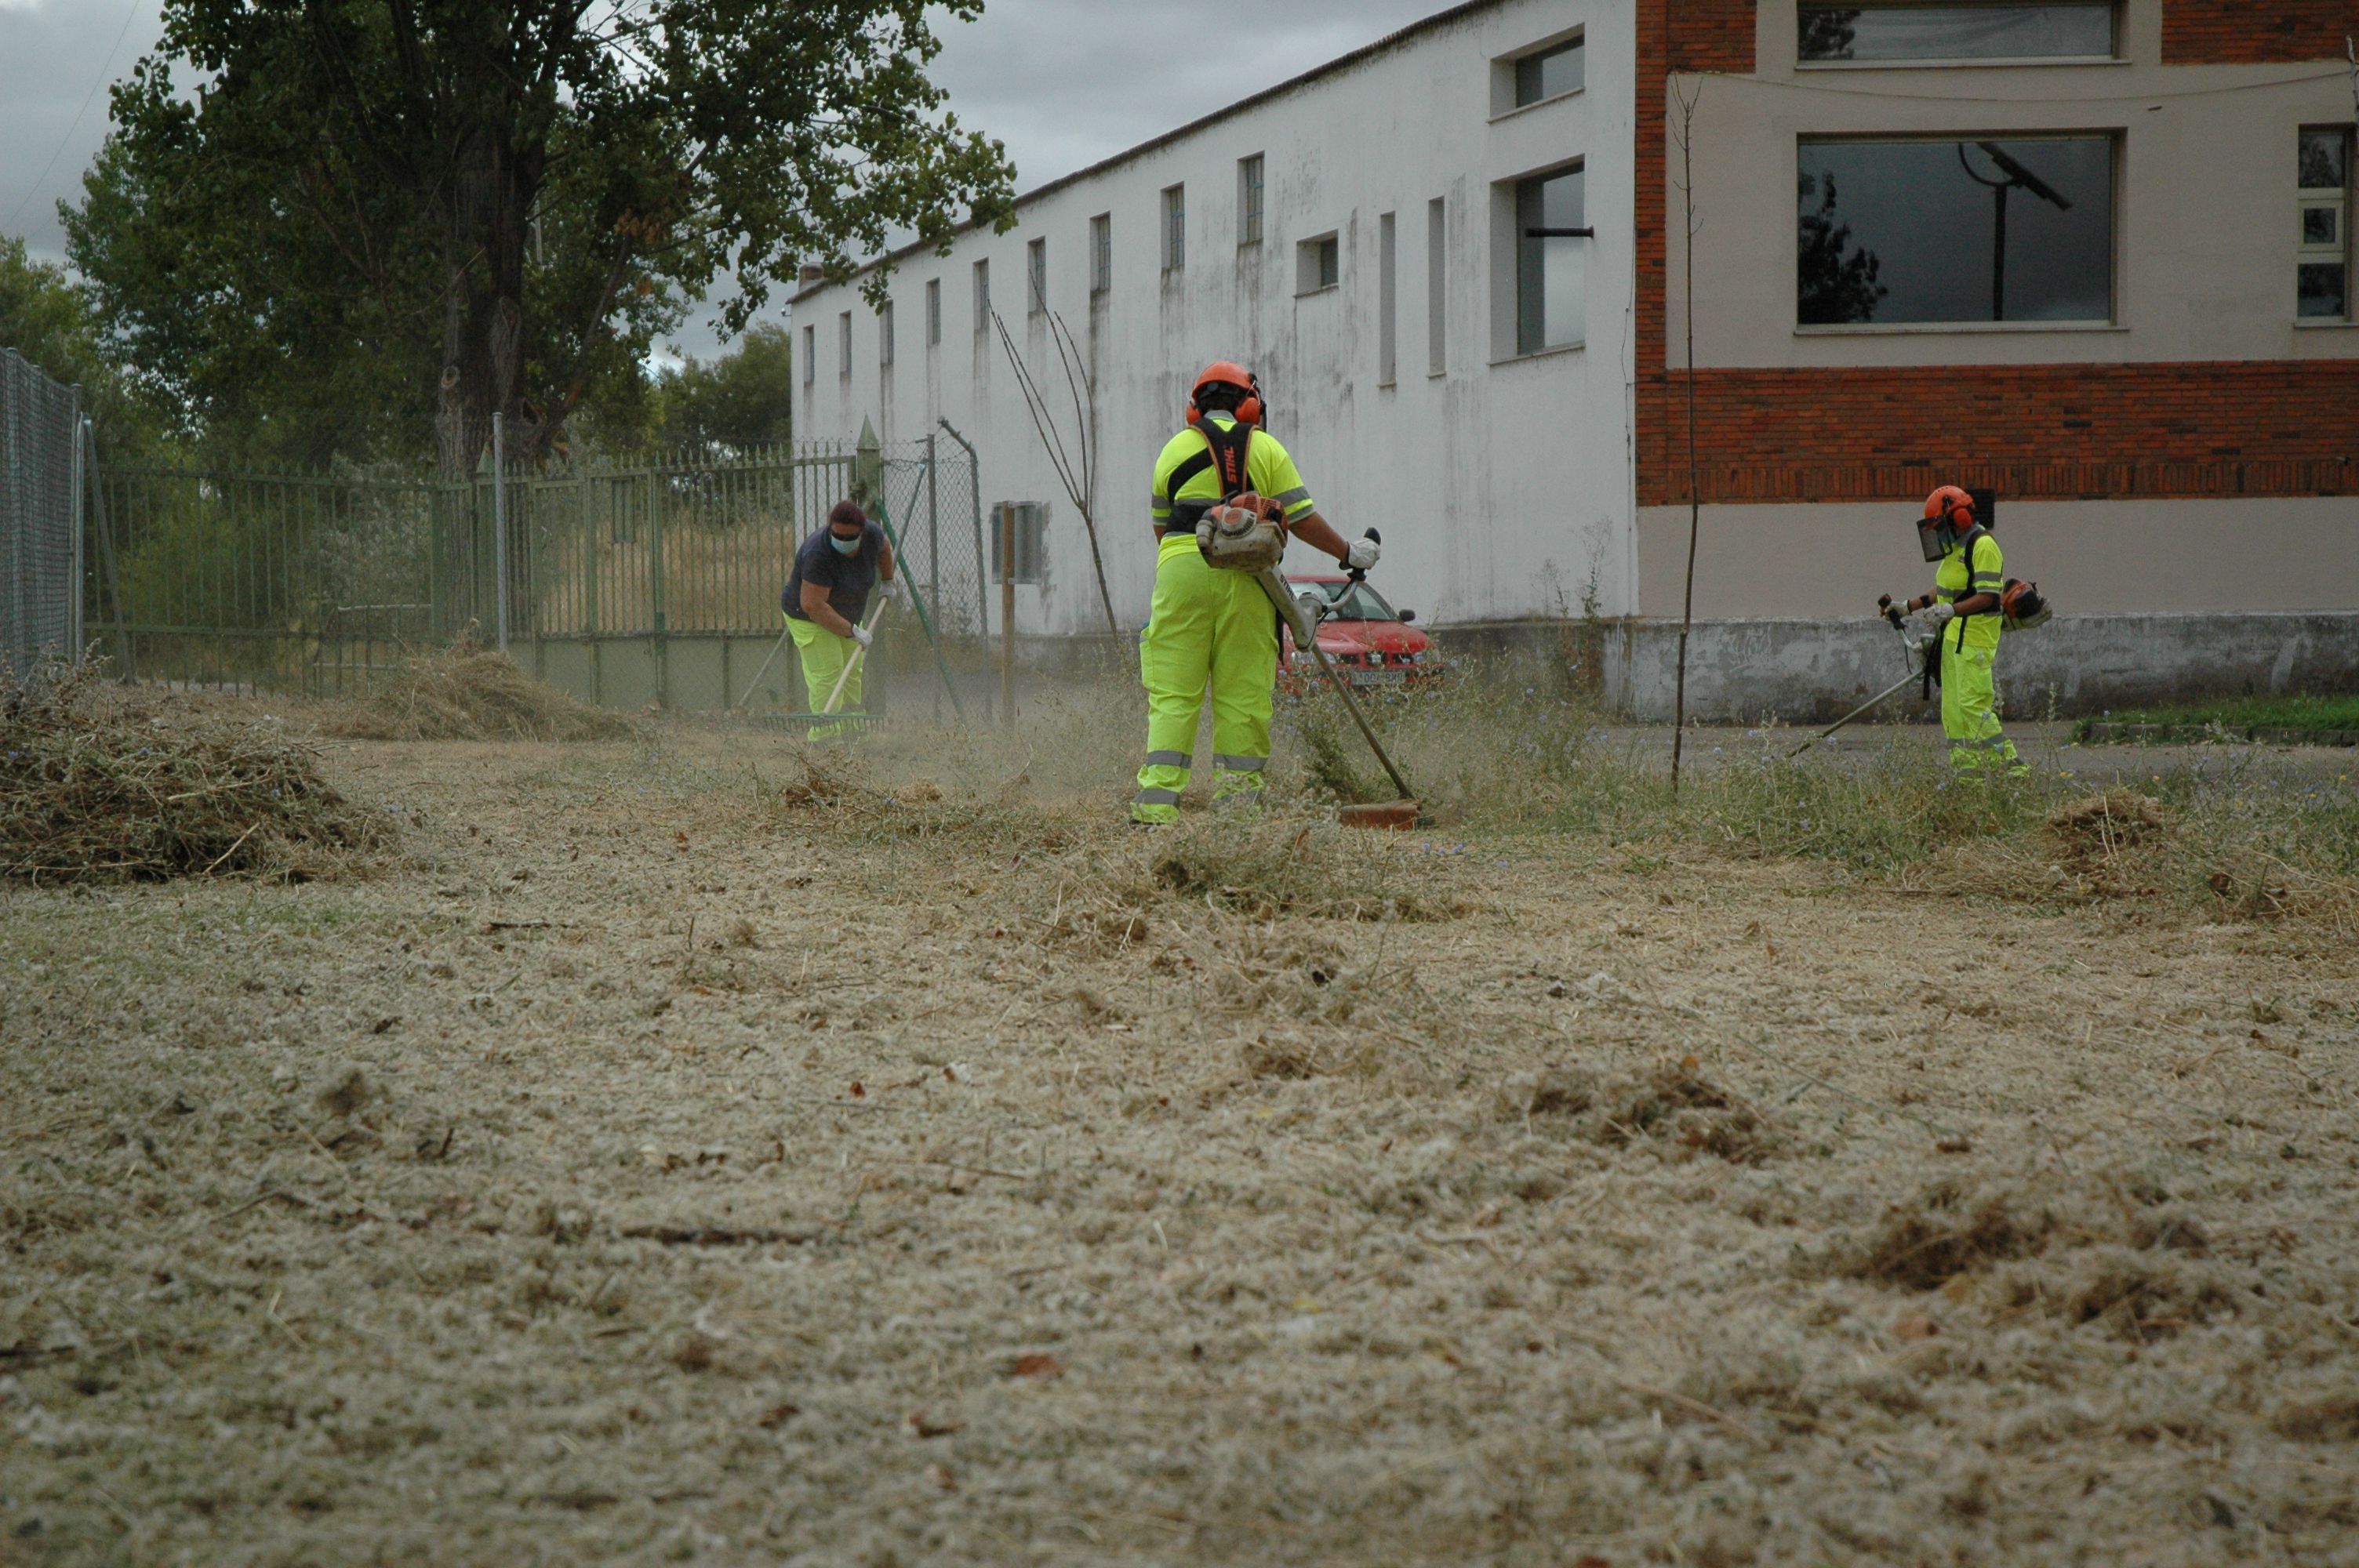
[1132, 535, 1278, 822]
[1939, 640, 2021, 772]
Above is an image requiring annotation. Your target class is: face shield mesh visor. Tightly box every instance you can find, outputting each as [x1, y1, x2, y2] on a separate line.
[1918, 517, 1954, 562]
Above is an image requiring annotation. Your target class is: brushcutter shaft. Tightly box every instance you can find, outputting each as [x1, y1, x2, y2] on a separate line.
[1258, 568, 1414, 801]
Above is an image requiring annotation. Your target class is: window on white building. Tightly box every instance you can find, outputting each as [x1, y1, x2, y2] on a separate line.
[2298, 127, 2353, 321]
[1296, 233, 1339, 294]
[1797, 136, 2115, 325]
[1090, 213, 1111, 296]
[1798, 5, 2116, 63]
[879, 301, 894, 368]
[991, 501, 1048, 584]
[1427, 197, 1446, 375]
[1027, 237, 1047, 314]
[802, 324, 814, 386]
[1163, 183, 1186, 271]
[1238, 155, 1264, 246]
[926, 278, 941, 346]
[973, 258, 990, 331]
[1514, 36, 1583, 106]
[1514, 165, 1585, 354]
[1379, 211, 1398, 386]
[838, 311, 852, 378]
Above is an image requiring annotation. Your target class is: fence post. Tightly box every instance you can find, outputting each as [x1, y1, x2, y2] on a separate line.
[1000, 502, 1016, 727]
[67, 391, 85, 660]
[493, 411, 509, 652]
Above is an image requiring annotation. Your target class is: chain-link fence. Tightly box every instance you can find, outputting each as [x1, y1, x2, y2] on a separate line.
[89, 434, 986, 703]
[2, 350, 83, 681]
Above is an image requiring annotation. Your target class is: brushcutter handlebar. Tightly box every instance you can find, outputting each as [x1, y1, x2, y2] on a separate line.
[1345, 528, 1380, 584]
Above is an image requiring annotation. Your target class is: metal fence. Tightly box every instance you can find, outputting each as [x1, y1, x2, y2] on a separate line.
[2, 350, 83, 681]
[89, 431, 987, 701]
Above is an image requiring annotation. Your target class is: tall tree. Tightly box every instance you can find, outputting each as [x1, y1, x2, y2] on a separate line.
[649, 322, 796, 458]
[0, 234, 165, 456]
[67, 2, 1013, 474]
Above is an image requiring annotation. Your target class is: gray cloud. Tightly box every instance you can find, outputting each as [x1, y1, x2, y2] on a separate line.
[0, 0, 1448, 354]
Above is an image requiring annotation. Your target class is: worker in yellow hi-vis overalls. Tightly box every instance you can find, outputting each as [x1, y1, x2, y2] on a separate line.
[1132, 361, 1377, 823]
[1892, 485, 2025, 774]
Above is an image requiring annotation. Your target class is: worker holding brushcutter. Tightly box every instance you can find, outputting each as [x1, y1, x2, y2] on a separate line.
[1132, 362, 1378, 824]
[1888, 485, 2026, 775]
[783, 500, 896, 740]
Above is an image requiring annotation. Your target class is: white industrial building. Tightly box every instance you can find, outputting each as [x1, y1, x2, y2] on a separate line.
[793, 0, 1631, 638]
[793, 0, 2359, 713]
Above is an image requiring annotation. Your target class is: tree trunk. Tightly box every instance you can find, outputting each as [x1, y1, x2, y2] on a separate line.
[433, 123, 530, 482]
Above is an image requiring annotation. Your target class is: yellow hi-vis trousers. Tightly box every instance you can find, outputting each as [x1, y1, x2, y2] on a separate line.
[787, 613, 864, 740]
[1132, 534, 1278, 822]
[1939, 637, 2023, 773]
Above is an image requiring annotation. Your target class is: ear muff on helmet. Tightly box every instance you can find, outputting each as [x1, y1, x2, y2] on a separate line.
[1187, 361, 1265, 427]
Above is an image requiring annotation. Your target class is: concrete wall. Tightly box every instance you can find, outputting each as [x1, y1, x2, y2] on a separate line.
[793, 0, 1642, 635]
[1597, 612, 2359, 723]
[1636, 496, 2359, 619]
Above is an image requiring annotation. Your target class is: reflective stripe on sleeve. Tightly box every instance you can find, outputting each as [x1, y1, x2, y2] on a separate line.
[1274, 487, 1314, 518]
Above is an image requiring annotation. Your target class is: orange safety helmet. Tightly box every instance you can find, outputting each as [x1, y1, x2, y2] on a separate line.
[1917, 484, 1977, 562]
[1187, 361, 1265, 427]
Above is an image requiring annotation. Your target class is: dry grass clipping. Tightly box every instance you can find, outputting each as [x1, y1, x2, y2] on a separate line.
[1, 659, 383, 884]
[336, 644, 638, 742]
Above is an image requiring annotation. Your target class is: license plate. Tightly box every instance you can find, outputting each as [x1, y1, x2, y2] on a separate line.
[1351, 669, 1407, 686]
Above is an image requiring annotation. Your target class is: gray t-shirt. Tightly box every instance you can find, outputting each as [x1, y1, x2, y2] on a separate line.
[783, 523, 884, 624]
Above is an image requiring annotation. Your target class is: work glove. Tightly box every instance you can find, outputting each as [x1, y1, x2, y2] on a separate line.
[1924, 602, 1955, 629]
[1343, 536, 1380, 572]
[849, 624, 874, 650]
[878, 579, 901, 604]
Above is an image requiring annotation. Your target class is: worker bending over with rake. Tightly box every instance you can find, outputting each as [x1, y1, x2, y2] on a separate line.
[782, 500, 895, 740]
[1131, 362, 1378, 824]
[1888, 485, 2026, 775]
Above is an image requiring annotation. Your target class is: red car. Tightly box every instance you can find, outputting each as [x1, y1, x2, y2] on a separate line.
[1278, 574, 1441, 691]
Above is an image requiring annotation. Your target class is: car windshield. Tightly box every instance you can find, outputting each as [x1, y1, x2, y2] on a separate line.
[1313, 583, 1397, 621]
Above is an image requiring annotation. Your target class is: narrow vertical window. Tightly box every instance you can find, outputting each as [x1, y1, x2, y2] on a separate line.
[1090, 213, 1111, 296]
[926, 278, 941, 346]
[1516, 165, 1586, 354]
[838, 311, 852, 378]
[973, 258, 990, 330]
[2298, 127, 2353, 321]
[879, 301, 895, 368]
[1163, 183, 1187, 271]
[1379, 211, 1398, 386]
[802, 324, 814, 385]
[1027, 238, 1047, 315]
[1427, 197, 1446, 375]
[1238, 154, 1265, 247]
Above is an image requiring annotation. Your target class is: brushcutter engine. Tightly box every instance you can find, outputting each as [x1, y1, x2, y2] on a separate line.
[1195, 494, 1287, 572]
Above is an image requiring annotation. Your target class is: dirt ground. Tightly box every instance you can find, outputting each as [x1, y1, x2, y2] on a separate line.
[5, 702, 2357, 1567]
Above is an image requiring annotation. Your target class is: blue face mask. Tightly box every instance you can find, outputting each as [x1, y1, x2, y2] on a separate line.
[828, 532, 862, 557]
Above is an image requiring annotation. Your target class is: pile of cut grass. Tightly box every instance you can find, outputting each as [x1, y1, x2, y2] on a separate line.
[336, 644, 638, 742]
[1, 659, 383, 884]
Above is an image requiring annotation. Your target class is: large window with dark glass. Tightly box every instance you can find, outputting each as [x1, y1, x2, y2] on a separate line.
[1514, 36, 1583, 105]
[1799, 5, 2115, 63]
[1797, 137, 2114, 326]
[1515, 165, 1585, 353]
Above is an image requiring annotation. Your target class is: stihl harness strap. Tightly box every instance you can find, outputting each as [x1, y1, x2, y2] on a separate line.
[1943, 527, 1996, 654]
[1162, 419, 1257, 528]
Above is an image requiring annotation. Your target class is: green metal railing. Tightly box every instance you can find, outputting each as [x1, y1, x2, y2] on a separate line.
[87, 435, 987, 700]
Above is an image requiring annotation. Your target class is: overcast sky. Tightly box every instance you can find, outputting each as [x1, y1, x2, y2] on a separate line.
[0, 0, 1444, 358]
